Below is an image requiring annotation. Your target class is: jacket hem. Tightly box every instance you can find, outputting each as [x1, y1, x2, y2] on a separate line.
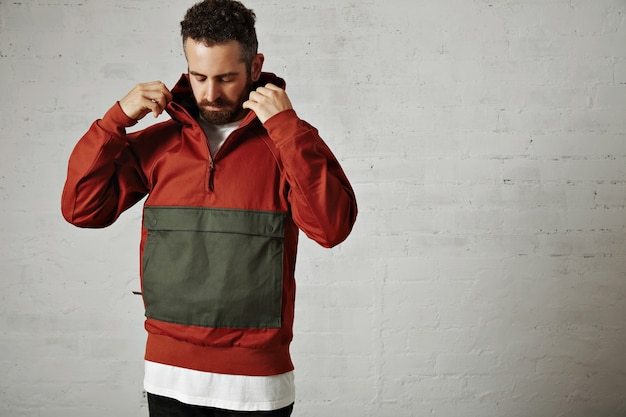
[145, 332, 294, 376]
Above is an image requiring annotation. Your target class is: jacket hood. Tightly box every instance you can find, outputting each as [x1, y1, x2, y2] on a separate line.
[166, 72, 286, 126]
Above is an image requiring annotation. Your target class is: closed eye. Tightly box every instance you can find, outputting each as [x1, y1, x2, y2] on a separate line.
[189, 71, 240, 84]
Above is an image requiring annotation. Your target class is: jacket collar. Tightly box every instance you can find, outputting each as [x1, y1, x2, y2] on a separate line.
[165, 72, 287, 127]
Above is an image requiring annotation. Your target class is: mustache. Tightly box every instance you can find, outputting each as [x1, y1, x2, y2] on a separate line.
[198, 98, 232, 108]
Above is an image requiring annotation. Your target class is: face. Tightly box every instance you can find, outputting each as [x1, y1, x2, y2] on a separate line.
[184, 38, 263, 125]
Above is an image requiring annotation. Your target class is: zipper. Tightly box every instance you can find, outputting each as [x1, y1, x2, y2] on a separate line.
[208, 158, 215, 191]
[202, 111, 258, 192]
[205, 130, 233, 192]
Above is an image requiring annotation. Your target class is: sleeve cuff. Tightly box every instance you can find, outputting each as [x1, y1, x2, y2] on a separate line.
[98, 102, 139, 134]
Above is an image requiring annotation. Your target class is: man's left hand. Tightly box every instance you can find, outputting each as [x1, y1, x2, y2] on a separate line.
[243, 83, 293, 124]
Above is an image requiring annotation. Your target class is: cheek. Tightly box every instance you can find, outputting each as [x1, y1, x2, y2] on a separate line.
[226, 83, 249, 102]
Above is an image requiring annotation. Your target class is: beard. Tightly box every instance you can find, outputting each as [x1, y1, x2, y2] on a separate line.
[197, 76, 252, 125]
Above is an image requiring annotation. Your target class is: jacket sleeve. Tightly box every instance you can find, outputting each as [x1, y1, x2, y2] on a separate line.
[61, 102, 149, 228]
[264, 109, 357, 248]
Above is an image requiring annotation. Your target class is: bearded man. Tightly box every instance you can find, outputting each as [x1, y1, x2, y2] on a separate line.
[61, 0, 357, 416]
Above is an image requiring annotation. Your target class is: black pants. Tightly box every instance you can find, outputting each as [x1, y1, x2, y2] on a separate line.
[147, 393, 294, 417]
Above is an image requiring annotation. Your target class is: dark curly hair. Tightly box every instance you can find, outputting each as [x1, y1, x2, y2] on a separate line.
[181, 0, 258, 66]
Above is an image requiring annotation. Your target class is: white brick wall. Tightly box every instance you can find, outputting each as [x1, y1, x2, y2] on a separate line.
[1, 0, 625, 416]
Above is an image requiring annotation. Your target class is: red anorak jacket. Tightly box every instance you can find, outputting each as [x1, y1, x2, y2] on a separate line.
[61, 73, 357, 376]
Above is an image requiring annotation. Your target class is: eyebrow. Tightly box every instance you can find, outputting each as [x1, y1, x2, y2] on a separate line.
[189, 70, 240, 78]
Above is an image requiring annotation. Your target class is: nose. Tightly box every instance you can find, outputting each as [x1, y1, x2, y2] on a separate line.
[205, 80, 222, 103]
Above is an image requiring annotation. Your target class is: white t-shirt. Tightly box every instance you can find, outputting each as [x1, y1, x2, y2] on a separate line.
[143, 116, 295, 411]
[144, 361, 295, 411]
[197, 115, 241, 155]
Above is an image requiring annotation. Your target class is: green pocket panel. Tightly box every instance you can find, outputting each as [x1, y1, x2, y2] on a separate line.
[142, 206, 285, 329]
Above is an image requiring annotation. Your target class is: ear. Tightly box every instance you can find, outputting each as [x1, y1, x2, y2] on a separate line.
[251, 53, 264, 82]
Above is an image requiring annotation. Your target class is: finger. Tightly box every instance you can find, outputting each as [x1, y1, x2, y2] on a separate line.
[254, 86, 279, 97]
[252, 87, 281, 101]
[247, 90, 265, 103]
[154, 83, 173, 103]
[242, 99, 257, 111]
[144, 85, 171, 101]
[141, 81, 171, 98]
[149, 100, 162, 118]
[147, 94, 169, 113]
[144, 80, 169, 92]
[145, 95, 168, 118]
[143, 89, 172, 117]
[164, 89, 173, 103]
[263, 83, 281, 91]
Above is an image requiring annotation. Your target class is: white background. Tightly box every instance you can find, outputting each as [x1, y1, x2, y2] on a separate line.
[1, 0, 625, 416]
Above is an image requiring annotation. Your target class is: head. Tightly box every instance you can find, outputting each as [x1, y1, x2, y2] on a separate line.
[181, 0, 263, 125]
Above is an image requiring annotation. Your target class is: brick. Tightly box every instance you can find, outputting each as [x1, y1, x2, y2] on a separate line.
[615, 61, 626, 83]
[435, 353, 500, 376]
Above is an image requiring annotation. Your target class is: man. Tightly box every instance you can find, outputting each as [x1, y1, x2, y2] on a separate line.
[61, 0, 357, 416]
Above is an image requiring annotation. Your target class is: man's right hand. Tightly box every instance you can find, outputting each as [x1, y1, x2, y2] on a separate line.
[119, 81, 173, 120]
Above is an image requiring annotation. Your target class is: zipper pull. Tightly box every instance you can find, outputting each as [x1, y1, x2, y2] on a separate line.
[208, 159, 215, 191]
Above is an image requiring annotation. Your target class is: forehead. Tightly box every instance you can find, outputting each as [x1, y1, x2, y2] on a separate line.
[184, 39, 245, 74]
